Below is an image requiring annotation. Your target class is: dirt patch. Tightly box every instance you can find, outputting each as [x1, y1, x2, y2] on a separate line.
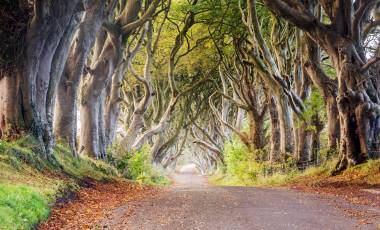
[39, 181, 157, 229]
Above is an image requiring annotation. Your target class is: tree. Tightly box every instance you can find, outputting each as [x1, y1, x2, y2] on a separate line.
[54, 0, 109, 156]
[79, 0, 161, 158]
[261, 0, 380, 172]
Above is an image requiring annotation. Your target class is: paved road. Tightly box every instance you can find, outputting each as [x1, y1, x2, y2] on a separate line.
[101, 167, 380, 230]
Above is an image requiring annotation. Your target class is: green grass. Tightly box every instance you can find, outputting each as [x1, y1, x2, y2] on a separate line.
[0, 136, 172, 229]
[55, 143, 118, 181]
[0, 184, 49, 230]
[0, 136, 120, 229]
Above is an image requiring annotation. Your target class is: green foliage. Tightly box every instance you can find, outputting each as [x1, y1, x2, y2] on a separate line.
[211, 145, 380, 188]
[302, 88, 325, 123]
[126, 145, 152, 180]
[117, 146, 170, 186]
[212, 138, 339, 187]
[223, 139, 264, 184]
[0, 184, 49, 230]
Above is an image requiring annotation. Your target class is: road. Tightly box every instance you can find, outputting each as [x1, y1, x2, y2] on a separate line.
[100, 165, 380, 230]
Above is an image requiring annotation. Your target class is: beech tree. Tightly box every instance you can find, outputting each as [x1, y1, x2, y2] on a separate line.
[79, 0, 161, 158]
[54, 0, 109, 156]
[129, 0, 209, 151]
[2, 0, 378, 176]
[1, 0, 85, 157]
[261, 0, 380, 171]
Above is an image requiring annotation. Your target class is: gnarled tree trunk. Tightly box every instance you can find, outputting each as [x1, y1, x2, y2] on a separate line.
[0, 70, 23, 138]
[79, 0, 158, 157]
[262, 0, 380, 172]
[22, 0, 81, 157]
[54, 0, 107, 156]
[104, 63, 126, 148]
[79, 38, 119, 157]
[268, 96, 281, 163]
[247, 109, 266, 150]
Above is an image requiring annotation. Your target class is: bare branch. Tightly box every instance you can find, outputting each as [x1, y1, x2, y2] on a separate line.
[361, 56, 380, 71]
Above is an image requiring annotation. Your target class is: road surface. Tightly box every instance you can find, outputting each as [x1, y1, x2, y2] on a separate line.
[100, 165, 380, 230]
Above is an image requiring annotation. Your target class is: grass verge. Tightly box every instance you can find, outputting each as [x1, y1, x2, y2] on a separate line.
[210, 159, 380, 188]
[0, 136, 118, 229]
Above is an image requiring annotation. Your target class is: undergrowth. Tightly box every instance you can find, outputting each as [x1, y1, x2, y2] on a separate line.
[210, 138, 380, 187]
[0, 136, 119, 229]
[115, 145, 171, 186]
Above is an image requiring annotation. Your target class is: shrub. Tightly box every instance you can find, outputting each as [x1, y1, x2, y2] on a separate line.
[223, 139, 264, 183]
[121, 145, 170, 186]
[127, 145, 152, 180]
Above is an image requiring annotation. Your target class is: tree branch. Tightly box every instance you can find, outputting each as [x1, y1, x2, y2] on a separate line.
[361, 56, 380, 71]
[122, 0, 161, 34]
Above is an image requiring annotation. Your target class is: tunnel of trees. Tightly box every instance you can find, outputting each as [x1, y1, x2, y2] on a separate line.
[1, 0, 380, 176]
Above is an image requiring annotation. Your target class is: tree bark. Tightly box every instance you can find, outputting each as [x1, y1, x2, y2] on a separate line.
[268, 96, 281, 163]
[54, 0, 107, 156]
[105, 63, 126, 148]
[0, 70, 23, 139]
[98, 89, 107, 159]
[247, 109, 266, 150]
[22, 0, 80, 157]
[310, 113, 324, 162]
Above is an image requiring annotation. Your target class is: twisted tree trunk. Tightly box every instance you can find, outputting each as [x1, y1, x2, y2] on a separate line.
[247, 109, 266, 150]
[104, 63, 126, 147]
[294, 33, 313, 163]
[79, 0, 159, 157]
[22, 0, 81, 157]
[54, 0, 107, 156]
[268, 96, 281, 163]
[0, 70, 23, 139]
[79, 38, 119, 157]
[334, 45, 380, 171]
[262, 0, 380, 172]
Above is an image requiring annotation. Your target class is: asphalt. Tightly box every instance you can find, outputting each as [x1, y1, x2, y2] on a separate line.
[100, 166, 380, 230]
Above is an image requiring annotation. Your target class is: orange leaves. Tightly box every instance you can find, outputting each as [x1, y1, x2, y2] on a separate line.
[39, 181, 157, 229]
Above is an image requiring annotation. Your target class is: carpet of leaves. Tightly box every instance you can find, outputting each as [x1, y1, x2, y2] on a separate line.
[287, 173, 380, 226]
[288, 171, 380, 206]
[39, 180, 157, 229]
